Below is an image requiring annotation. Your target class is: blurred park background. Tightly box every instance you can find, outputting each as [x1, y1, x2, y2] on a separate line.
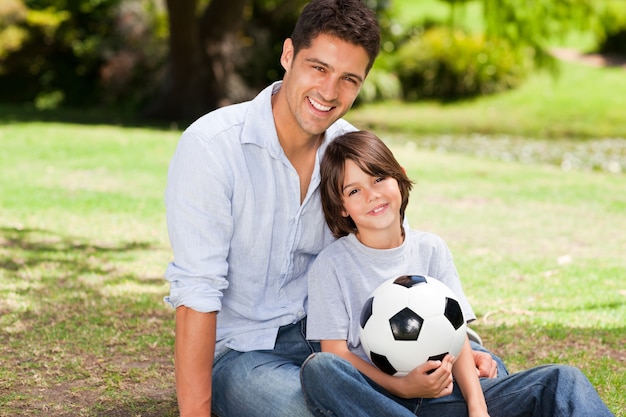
[1, 0, 625, 416]
[1, 0, 625, 123]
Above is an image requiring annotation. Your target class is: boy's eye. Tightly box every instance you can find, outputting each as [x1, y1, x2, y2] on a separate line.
[375, 177, 386, 183]
[347, 189, 359, 196]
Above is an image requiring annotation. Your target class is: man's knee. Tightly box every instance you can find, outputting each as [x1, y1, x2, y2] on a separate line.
[302, 352, 336, 375]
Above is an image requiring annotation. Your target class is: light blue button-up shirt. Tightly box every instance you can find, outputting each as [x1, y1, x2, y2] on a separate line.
[164, 82, 356, 356]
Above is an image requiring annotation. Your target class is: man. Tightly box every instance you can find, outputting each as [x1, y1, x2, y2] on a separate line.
[164, 1, 499, 416]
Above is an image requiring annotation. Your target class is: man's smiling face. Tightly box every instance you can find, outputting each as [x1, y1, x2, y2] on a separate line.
[275, 33, 370, 140]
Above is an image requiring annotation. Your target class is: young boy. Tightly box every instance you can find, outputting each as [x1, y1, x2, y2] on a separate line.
[301, 130, 615, 417]
[305, 130, 489, 416]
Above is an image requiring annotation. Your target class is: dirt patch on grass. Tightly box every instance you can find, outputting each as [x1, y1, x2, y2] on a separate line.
[552, 47, 626, 69]
[1, 335, 178, 417]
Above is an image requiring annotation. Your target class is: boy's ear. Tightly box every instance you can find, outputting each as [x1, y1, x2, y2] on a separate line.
[341, 209, 349, 217]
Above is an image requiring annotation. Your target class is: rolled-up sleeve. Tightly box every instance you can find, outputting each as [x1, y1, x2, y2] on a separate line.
[164, 130, 231, 313]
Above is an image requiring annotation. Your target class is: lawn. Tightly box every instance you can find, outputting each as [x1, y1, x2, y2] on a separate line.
[1, 62, 624, 415]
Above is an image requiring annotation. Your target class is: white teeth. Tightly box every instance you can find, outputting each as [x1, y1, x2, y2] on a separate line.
[308, 97, 332, 111]
[373, 206, 384, 213]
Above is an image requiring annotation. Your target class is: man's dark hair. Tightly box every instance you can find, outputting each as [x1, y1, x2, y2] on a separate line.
[290, 0, 381, 73]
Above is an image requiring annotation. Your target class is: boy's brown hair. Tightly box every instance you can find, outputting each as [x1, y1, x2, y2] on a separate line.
[320, 131, 414, 238]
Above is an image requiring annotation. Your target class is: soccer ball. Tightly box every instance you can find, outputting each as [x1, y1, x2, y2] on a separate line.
[359, 275, 467, 376]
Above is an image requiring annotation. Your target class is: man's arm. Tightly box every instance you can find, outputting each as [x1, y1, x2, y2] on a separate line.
[175, 306, 217, 417]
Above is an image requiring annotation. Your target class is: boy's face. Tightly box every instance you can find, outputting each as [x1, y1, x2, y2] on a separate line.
[275, 33, 370, 140]
[340, 159, 402, 240]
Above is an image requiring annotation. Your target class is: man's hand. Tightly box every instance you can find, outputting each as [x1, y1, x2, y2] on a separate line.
[473, 350, 498, 378]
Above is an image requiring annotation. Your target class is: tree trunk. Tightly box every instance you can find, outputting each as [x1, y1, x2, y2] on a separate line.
[144, 0, 249, 122]
[200, 0, 251, 107]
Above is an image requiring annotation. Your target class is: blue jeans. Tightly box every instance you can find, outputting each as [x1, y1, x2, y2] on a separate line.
[300, 352, 614, 417]
[211, 320, 509, 417]
[211, 320, 320, 417]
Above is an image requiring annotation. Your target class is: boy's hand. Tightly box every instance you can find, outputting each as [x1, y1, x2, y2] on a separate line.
[399, 354, 455, 398]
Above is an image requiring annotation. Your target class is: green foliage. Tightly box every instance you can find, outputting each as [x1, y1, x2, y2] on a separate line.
[0, 0, 166, 110]
[481, 0, 595, 69]
[595, 1, 626, 55]
[0, 1, 28, 61]
[391, 27, 529, 101]
[358, 52, 403, 104]
[377, 0, 610, 103]
[0, 1, 115, 106]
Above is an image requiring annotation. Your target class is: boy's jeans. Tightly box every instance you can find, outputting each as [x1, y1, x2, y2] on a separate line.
[300, 351, 614, 417]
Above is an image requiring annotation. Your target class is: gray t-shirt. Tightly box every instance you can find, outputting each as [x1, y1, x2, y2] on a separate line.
[306, 229, 475, 362]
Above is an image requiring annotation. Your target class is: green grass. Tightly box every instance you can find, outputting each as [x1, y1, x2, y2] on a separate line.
[0, 122, 180, 416]
[1, 60, 625, 415]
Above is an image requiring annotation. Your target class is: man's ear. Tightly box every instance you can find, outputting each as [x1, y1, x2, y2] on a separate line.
[280, 38, 295, 71]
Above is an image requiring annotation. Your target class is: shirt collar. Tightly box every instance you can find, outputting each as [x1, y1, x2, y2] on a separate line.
[240, 81, 282, 155]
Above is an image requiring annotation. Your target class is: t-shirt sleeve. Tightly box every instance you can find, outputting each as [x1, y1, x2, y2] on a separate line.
[432, 238, 476, 322]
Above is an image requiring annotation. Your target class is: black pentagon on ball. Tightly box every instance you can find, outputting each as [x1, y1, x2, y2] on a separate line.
[444, 297, 465, 330]
[393, 275, 427, 288]
[370, 351, 397, 375]
[425, 352, 449, 374]
[360, 296, 375, 328]
[389, 307, 424, 341]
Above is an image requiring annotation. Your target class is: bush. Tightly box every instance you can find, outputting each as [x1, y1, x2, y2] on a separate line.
[596, 1, 626, 55]
[391, 27, 530, 101]
[0, 0, 166, 111]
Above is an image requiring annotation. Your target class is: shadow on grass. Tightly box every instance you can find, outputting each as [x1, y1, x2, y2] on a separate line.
[92, 398, 179, 417]
[0, 226, 152, 269]
[0, 102, 184, 131]
[0, 225, 177, 417]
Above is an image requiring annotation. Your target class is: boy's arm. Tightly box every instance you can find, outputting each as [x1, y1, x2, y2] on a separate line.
[320, 340, 454, 399]
[175, 307, 217, 417]
[452, 338, 490, 417]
